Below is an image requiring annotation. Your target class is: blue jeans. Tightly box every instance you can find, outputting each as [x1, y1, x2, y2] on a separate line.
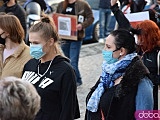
[61, 40, 82, 84]
[99, 8, 111, 39]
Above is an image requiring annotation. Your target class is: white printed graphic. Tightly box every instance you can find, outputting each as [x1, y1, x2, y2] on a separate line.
[22, 71, 54, 89]
[58, 16, 71, 36]
[78, 15, 84, 23]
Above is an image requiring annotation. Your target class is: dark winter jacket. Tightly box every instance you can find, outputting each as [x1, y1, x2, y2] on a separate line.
[22, 55, 80, 120]
[142, 47, 160, 85]
[85, 56, 152, 120]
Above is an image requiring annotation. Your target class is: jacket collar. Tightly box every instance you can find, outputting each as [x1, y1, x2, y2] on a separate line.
[10, 41, 26, 58]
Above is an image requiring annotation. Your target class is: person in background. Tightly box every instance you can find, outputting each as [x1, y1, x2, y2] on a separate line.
[85, 29, 153, 120]
[0, 14, 31, 79]
[121, 0, 147, 13]
[0, 0, 4, 7]
[150, 0, 160, 27]
[0, 76, 40, 120]
[0, 0, 27, 36]
[23, 0, 52, 14]
[135, 20, 160, 110]
[56, 0, 94, 86]
[22, 14, 80, 120]
[98, 0, 111, 43]
[111, 0, 160, 110]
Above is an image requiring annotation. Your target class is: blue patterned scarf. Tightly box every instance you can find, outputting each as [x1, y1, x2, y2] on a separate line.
[86, 53, 137, 112]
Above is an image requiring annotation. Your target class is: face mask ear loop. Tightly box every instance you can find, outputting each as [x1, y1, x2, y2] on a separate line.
[113, 47, 121, 53]
[0, 32, 5, 36]
[0, 32, 7, 39]
[113, 48, 121, 59]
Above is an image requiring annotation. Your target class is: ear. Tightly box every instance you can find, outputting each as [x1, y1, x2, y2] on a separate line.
[119, 47, 127, 56]
[49, 38, 54, 46]
[4, 32, 9, 37]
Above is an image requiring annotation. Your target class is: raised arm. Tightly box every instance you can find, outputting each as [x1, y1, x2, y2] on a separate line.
[110, 0, 132, 30]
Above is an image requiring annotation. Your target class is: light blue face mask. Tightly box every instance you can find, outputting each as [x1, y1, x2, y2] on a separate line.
[30, 44, 46, 59]
[102, 50, 118, 64]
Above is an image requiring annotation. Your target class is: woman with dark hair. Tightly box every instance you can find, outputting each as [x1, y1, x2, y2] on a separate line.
[22, 14, 80, 120]
[56, 0, 94, 86]
[0, 14, 31, 78]
[111, 0, 160, 110]
[85, 29, 153, 120]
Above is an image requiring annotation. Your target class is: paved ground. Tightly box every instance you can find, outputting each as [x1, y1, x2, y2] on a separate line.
[77, 42, 104, 120]
[77, 42, 160, 120]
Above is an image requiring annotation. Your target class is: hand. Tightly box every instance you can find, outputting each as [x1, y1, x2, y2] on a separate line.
[77, 24, 83, 31]
[150, 4, 156, 9]
[111, 0, 118, 6]
[157, 0, 160, 5]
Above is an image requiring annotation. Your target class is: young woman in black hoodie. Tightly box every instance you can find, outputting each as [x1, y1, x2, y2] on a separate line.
[22, 14, 80, 120]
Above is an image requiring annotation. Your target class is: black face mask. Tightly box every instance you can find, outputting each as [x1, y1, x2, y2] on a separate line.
[0, 32, 6, 45]
[3, 0, 9, 3]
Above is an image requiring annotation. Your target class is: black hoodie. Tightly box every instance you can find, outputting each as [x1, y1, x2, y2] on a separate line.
[22, 55, 80, 120]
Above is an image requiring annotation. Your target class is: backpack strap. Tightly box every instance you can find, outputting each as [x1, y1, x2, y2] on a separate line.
[157, 50, 160, 75]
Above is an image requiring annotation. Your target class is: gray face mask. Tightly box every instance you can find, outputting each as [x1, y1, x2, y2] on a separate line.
[0, 32, 6, 45]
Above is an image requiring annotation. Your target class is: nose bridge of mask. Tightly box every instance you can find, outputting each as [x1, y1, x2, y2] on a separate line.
[102, 50, 113, 56]
[102, 50, 118, 64]
[30, 43, 46, 59]
[30, 43, 43, 50]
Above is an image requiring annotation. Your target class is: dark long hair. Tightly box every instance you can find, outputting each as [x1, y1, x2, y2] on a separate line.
[110, 29, 136, 54]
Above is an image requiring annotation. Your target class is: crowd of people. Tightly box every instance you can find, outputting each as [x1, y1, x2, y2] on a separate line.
[0, 0, 160, 119]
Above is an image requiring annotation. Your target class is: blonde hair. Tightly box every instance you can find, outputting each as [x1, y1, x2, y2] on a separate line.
[0, 77, 40, 120]
[30, 14, 61, 54]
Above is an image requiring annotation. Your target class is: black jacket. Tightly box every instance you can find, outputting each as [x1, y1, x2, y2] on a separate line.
[0, 3, 27, 35]
[22, 55, 80, 120]
[85, 56, 150, 120]
[142, 47, 160, 84]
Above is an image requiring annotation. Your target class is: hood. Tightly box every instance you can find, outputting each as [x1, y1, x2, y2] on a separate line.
[52, 55, 70, 64]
